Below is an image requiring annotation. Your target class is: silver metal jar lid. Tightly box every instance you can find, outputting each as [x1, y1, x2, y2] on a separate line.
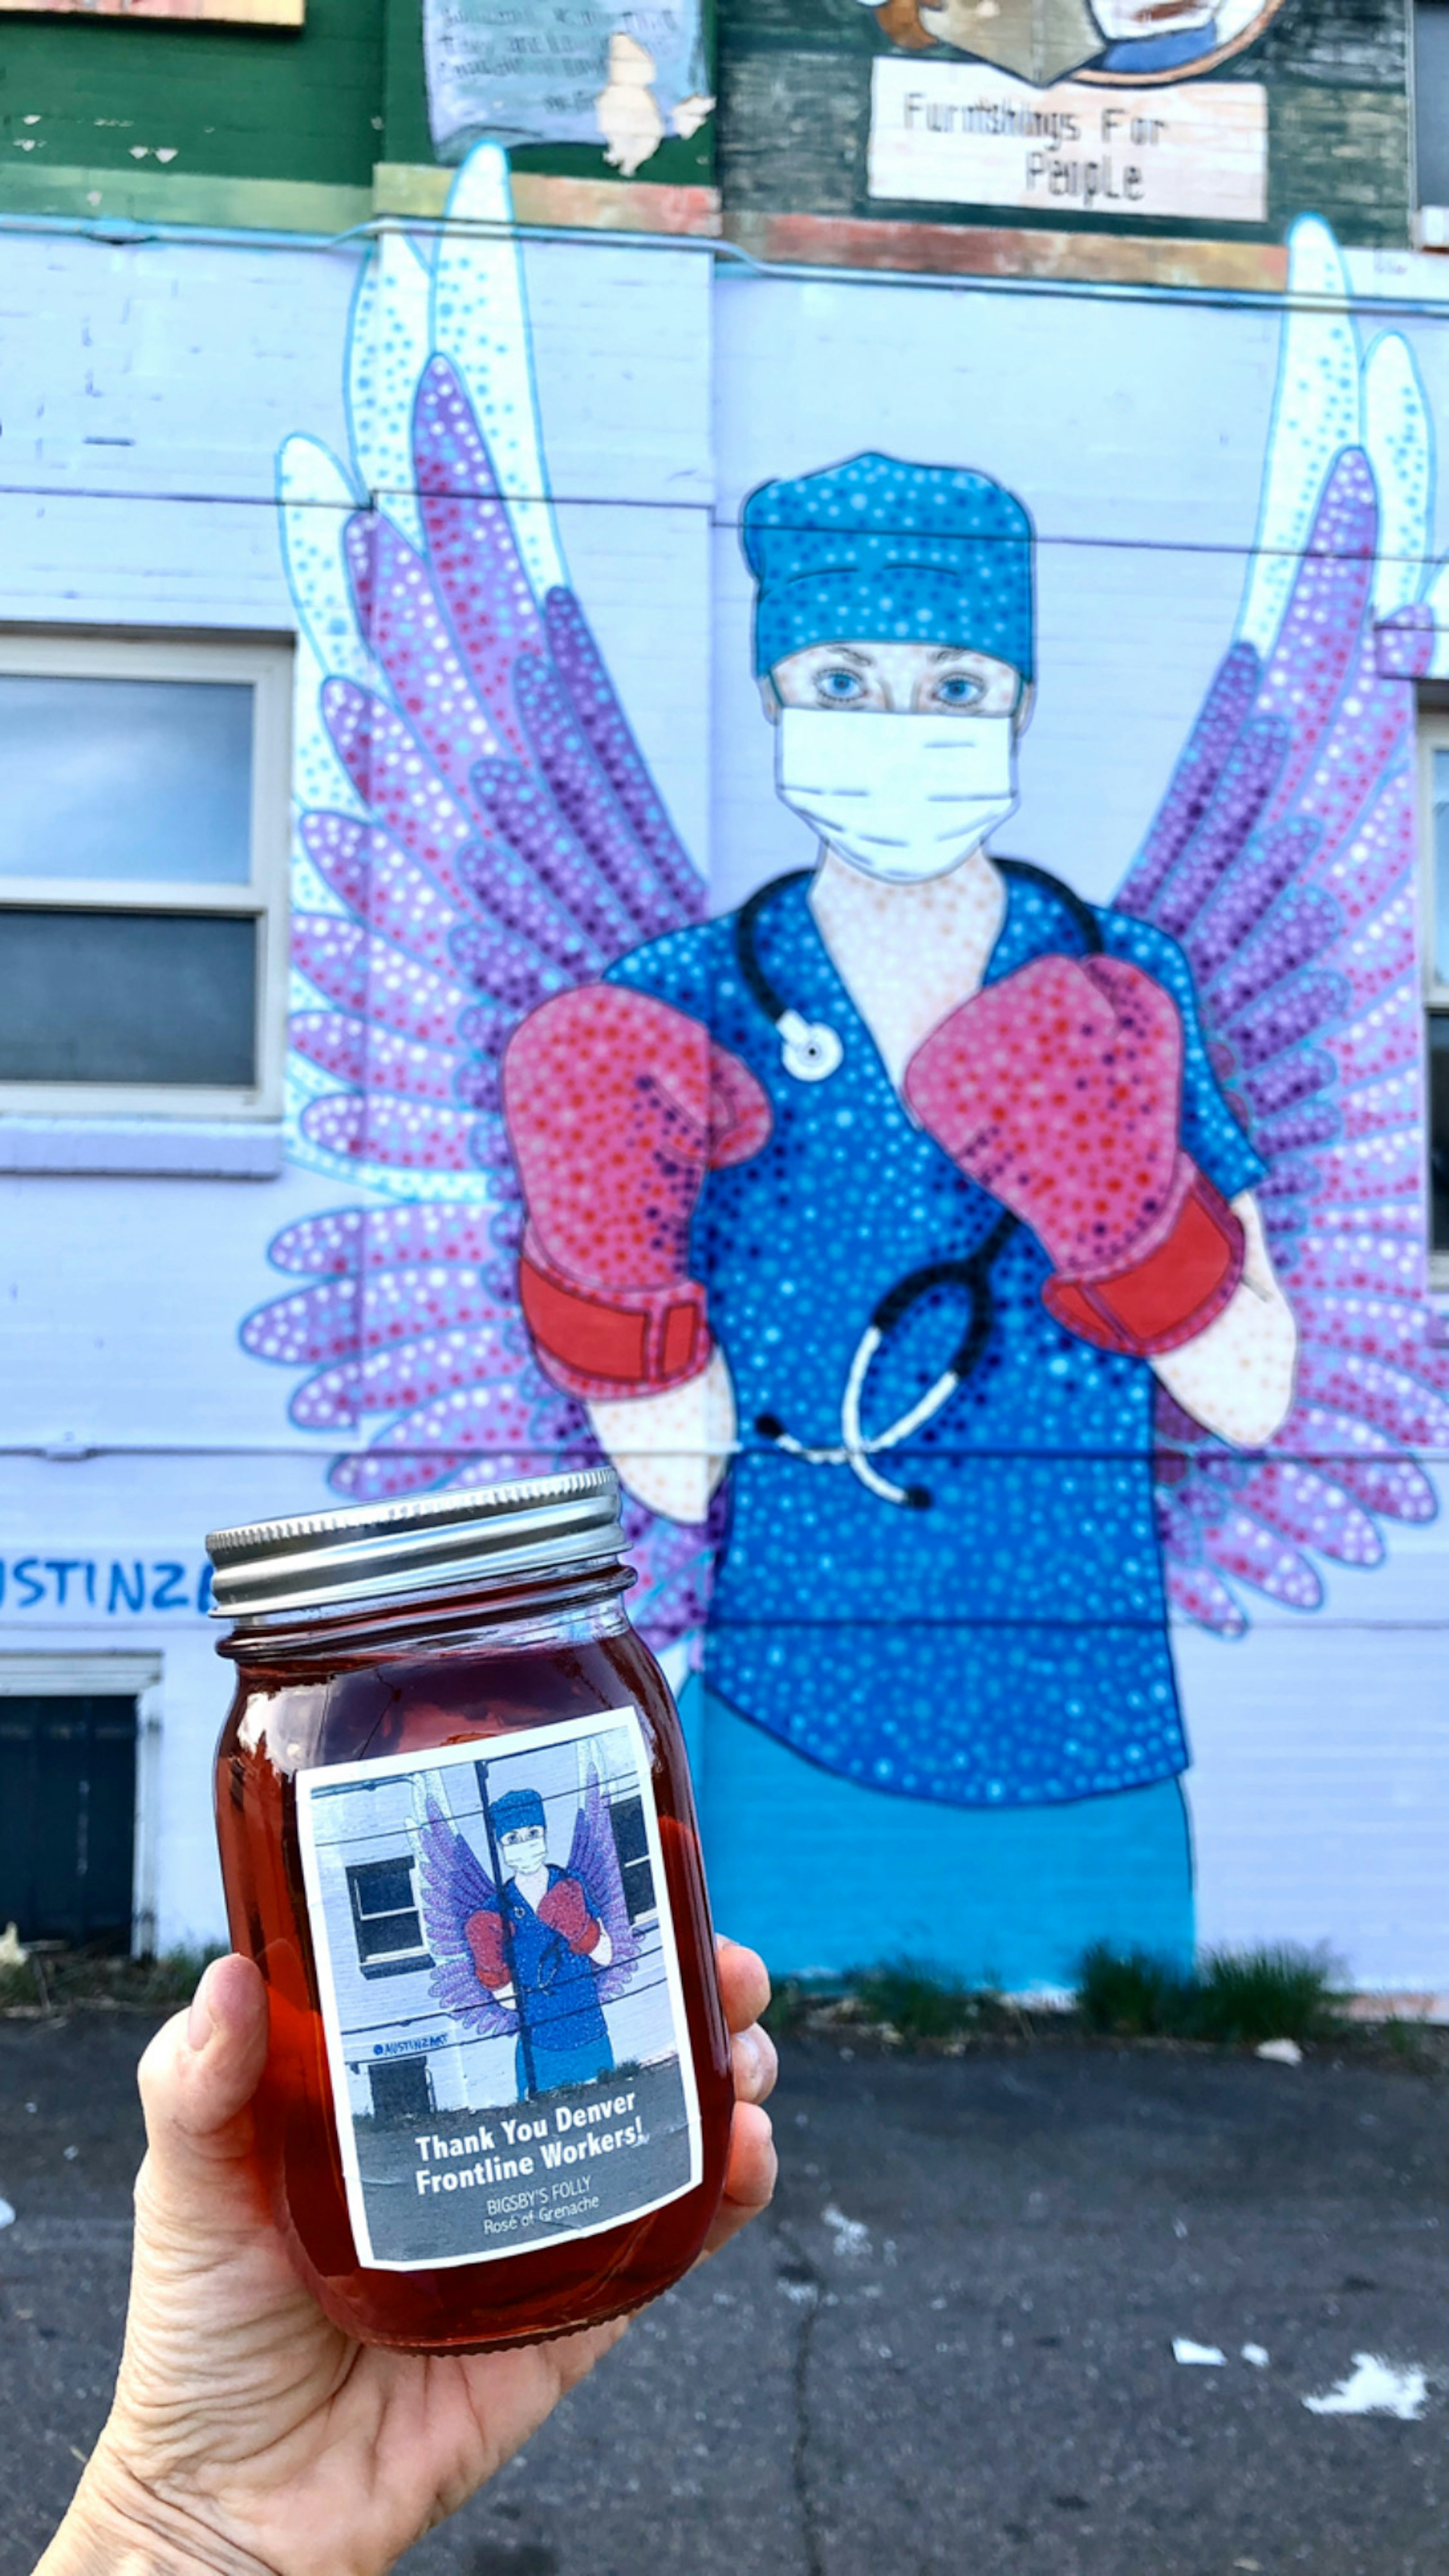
[206, 1466, 627, 1619]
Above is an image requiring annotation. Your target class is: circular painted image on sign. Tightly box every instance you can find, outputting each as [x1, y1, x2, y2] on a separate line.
[1076, 0, 1290, 86]
[872, 0, 1290, 89]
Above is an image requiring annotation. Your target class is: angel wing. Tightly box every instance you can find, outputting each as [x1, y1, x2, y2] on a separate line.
[1115, 216, 1449, 1636]
[566, 1763, 641, 2005]
[411, 1788, 517, 2039]
[239, 144, 711, 1653]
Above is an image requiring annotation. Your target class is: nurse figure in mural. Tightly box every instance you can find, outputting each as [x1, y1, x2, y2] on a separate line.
[251, 155, 1449, 1989]
[415, 1771, 638, 2102]
[465, 1788, 616, 2096]
[501, 454, 1297, 1976]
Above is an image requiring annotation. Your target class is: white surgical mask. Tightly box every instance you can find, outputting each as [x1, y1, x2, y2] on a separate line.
[774, 707, 1019, 883]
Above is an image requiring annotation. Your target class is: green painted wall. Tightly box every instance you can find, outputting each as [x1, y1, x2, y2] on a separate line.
[0, 0, 385, 188]
[0, 0, 1408, 243]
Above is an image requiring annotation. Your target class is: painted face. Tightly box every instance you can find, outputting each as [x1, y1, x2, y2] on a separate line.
[500, 1823, 548, 1875]
[767, 641, 1028, 883]
[1089, 0, 1215, 37]
[769, 641, 1023, 718]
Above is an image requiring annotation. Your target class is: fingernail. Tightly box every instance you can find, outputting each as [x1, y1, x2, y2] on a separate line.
[186, 1967, 216, 2051]
[736, 2026, 765, 2089]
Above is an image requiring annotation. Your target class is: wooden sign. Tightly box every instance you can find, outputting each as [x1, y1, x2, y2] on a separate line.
[869, 57, 1268, 223]
[0, 0, 303, 22]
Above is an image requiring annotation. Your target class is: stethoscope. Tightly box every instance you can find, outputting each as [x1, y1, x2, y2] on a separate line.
[732, 861, 1103, 1510]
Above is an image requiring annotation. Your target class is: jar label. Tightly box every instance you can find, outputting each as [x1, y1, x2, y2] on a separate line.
[295, 1704, 703, 2271]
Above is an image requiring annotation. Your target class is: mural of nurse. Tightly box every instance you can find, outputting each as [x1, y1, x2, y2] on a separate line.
[249, 153, 1449, 1987]
[501, 452, 1297, 1976]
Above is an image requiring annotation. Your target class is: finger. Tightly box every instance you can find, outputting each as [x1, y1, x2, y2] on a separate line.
[135, 1955, 270, 2220]
[715, 1935, 770, 2035]
[731, 2020, 778, 2107]
[701, 2102, 777, 2260]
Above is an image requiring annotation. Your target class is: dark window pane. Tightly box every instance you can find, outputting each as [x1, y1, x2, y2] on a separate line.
[369, 2057, 434, 2122]
[609, 1792, 656, 1920]
[0, 676, 253, 885]
[0, 910, 256, 1085]
[355, 1859, 416, 1919]
[1418, 3, 1449, 205]
[347, 1859, 425, 1962]
[1431, 1017, 1449, 1251]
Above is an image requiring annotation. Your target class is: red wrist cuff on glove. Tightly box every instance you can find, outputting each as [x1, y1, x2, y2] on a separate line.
[1042, 1161, 1244, 1357]
[519, 1229, 710, 1400]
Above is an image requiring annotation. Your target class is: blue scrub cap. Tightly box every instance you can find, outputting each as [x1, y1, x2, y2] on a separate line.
[742, 452, 1035, 683]
[491, 1788, 546, 1839]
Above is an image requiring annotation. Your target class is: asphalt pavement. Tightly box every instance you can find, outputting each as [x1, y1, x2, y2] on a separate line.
[5, 2012, 1449, 2576]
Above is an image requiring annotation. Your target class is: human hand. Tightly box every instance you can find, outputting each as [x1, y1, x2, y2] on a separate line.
[38, 1938, 777, 2576]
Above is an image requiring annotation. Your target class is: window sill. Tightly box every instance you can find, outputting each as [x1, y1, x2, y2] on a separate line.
[0, 1116, 285, 1179]
[358, 1953, 435, 1981]
[1415, 208, 1449, 251]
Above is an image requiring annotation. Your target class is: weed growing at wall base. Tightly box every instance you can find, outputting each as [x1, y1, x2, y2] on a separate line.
[765, 1947, 1346, 2049]
[1076, 1941, 1344, 2044]
[0, 1944, 225, 2015]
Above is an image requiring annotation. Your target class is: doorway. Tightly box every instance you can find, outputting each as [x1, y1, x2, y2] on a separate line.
[369, 2055, 435, 2123]
[0, 1694, 138, 1949]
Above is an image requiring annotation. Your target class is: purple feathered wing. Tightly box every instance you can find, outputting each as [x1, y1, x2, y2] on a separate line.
[1115, 447, 1449, 1633]
[242, 355, 713, 1653]
[413, 1792, 517, 2039]
[567, 1764, 640, 2005]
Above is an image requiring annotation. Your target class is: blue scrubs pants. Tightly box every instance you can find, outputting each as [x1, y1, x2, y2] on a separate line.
[682, 1679, 1194, 1990]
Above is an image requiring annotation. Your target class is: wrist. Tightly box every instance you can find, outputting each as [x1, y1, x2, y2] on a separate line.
[38, 2448, 279, 2576]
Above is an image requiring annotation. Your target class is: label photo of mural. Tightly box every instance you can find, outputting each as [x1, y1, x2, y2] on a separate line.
[423, 0, 713, 172]
[297, 1712, 701, 2270]
[248, 143, 1449, 1990]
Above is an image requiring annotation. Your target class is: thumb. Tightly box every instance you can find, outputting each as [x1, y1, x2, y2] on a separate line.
[134, 1953, 271, 2231]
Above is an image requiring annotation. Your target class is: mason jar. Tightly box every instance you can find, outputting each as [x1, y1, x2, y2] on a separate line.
[208, 1467, 731, 2353]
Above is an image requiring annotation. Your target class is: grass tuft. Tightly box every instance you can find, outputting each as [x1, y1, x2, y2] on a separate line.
[0, 1942, 226, 2013]
[848, 1961, 1008, 2042]
[1075, 1943, 1197, 2038]
[1077, 1941, 1341, 2045]
[1194, 1944, 1341, 2044]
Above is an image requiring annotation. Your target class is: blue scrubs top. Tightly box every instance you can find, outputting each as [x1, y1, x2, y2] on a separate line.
[502, 1866, 614, 2092]
[606, 866, 1263, 1811]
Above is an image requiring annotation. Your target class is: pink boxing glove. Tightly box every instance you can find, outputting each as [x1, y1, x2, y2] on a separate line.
[464, 1909, 510, 1990]
[502, 982, 772, 1401]
[537, 1875, 603, 1956]
[903, 953, 1244, 1358]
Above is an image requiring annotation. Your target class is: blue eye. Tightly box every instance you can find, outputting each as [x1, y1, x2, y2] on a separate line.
[818, 669, 865, 703]
[935, 674, 982, 706]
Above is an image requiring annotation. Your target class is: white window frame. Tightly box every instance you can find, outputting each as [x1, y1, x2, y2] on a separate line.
[346, 1856, 432, 1976]
[0, 626, 293, 1124]
[1416, 711, 1449, 1287]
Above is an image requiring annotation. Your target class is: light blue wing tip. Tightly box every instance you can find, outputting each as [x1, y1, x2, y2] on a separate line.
[445, 141, 513, 228]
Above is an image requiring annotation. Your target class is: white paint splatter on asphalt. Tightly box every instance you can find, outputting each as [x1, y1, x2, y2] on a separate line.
[1303, 2356, 1429, 2419]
